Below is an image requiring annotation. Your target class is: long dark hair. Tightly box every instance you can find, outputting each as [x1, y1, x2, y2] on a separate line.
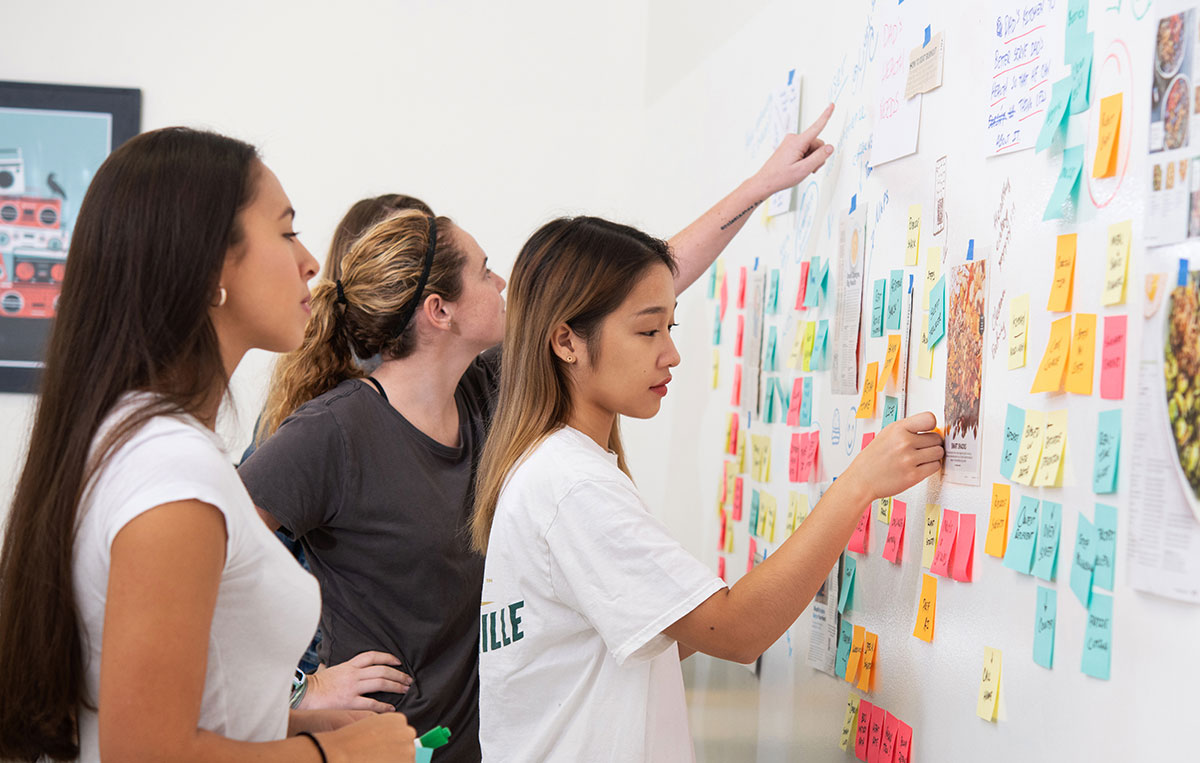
[0, 127, 259, 759]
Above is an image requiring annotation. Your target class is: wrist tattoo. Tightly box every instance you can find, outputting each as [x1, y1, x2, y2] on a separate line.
[720, 200, 762, 231]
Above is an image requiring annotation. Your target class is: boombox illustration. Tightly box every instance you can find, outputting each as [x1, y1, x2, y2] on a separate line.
[0, 149, 69, 319]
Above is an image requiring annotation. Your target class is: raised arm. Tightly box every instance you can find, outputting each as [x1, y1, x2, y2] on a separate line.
[669, 103, 836, 294]
[663, 413, 943, 663]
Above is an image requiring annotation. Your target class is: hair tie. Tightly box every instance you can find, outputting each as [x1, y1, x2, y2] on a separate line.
[335, 279, 348, 306]
[392, 216, 438, 337]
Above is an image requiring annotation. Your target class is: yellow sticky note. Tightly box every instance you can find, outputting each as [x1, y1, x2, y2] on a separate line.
[788, 491, 809, 534]
[923, 246, 942, 310]
[1093, 93, 1122, 178]
[876, 496, 893, 524]
[712, 349, 720, 389]
[1008, 294, 1029, 370]
[917, 313, 934, 378]
[881, 334, 902, 389]
[1012, 409, 1044, 486]
[857, 362, 880, 419]
[1031, 315, 1073, 393]
[1034, 409, 1068, 487]
[737, 432, 746, 474]
[801, 321, 816, 372]
[976, 647, 1002, 722]
[906, 205, 922, 266]
[751, 434, 772, 482]
[839, 694, 861, 751]
[762, 492, 778, 543]
[1048, 234, 1077, 312]
[787, 325, 805, 369]
[724, 513, 735, 553]
[913, 573, 937, 642]
[985, 484, 1011, 557]
[1065, 313, 1097, 395]
[724, 464, 736, 508]
[847, 624, 866, 682]
[857, 631, 878, 693]
[922, 504, 941, 568]
[1103, 220, 1132, 306]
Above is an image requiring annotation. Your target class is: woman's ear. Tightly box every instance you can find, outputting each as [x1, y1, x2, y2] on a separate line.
[550, 323, 580, 364]
[423, 293, 454, 332]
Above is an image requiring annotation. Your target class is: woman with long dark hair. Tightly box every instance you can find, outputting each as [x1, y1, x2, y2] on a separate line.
[0, 127, 414, 761]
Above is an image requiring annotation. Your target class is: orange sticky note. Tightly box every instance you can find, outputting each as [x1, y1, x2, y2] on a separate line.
[846, 624, 866, 682]
[857, 362, 880, 418]
[1031, 315, 1073, 393]
[881, 334, 902, 389]
[1065, 313, 1097, 395]
[1093, 93, 1122, 178]
[1048, 234, 1077, 312]
[857, 631, 878, 693]
[913, 573, 937, 642]
[985, 484, 1010, 557]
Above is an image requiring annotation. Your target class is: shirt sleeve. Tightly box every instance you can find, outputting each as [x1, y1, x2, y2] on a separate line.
[545, 478, 726, 666]
[237, 403, 347, 538]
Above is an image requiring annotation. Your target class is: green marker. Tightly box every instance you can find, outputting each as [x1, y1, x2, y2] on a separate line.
[416, 725, 451, 750]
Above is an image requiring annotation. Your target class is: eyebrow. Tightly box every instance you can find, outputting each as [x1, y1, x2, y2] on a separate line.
[279, 207, 295, 221]
[633, 303, 676, 317]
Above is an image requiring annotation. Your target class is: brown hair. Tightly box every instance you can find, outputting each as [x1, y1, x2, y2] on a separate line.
[471, 217, 676, 553]
[0, 127, 259, 759]
[324, 194, 433, 280]
[258, 211, 466, 440]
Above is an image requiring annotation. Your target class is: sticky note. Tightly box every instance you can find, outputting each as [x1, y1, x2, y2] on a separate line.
[906, 206, 921, 266]
[737, 266, 746, 308]
[912, 573, 937, 642]
[1036, 78, 1072, 152]
[923, 247, 941, 310]
[718, 270, 728, 321]
[786, 378, 803, 426]
[999, 405, 1024, 480]
[1066, 0, 1089, 43]
[1100, 315, 1127, 400]
[799, 432, 819, 482]
[881, 713, 898, 763]
[839, 555, 857, 613]
[731, 363, 742, 406]
[764, 491, 778, 542]
[1034, 409, 1067, 488]
[868, 703, 885, 762]
[855, 700, 872, 759]
[929, 508, 959, 577]
[917, 313, 934, 379]
[1048, 234, 1077, 312]
[801, 321, 816, 372]
[1031, 316, 1073, 393]
[795, 261, 810, 310]
[836, 621, 854, 682]
[1034, 585, 1057, 669]
[787, 491, 809, 533]
[871, 279, 886, 338]
[928, 275, 947, 348]
[818, 258, 831, 300]
[1070, 512, 1097, 608]
[724, 513, 734, 553]
[881, 334, 902, 389]
[711, 348, 720, 389]
[882, 396, 899, 428]
[733, 477, 744, 520]
[1093, 409, 1121, 493]
[1032, 500, 1062, 581]
[1093, 502, 1117, 591]
[734, 314, 744, 357]
[768, 269, 780, 313]
[1008, 294, 1029, 369]
[747, 537, 756, 573]
[839, 693, 860, 752]
[1043, 145, 1085, 221]
[1065, 313, 1097, 395]
[849, 506, 871, 554]
[922, 504, 941, 569]
[857, 362, 879, 419]
[1081, 592, 1113, 680]
[1012, 409, 1045, 486]
[884, 499, 907, 563]
[952, 514, 976, 582]
[1003, 496, 1040, 574]
[800, 377, 814, 426]
[847, 624, 866, 682]
[751, 434, 772, 482]
[712, 306, 722, 346]
[876, 496, 892, 525]
[1103, 221, 1132, 305]
[814, 320, 830, 371]
[1067, 35, 1093, 115]
[765, 326, 779, 372]
[749, 491, 760, 537]
[976, 647, 1002, 722]
[1093, 93, 1122, 178]
[887, 269, 904, 331]
[804, 258, 821, 308]
[857, 631, 877, 693]
[896, 721, 913, 763]
[985, 484, 1011, 557]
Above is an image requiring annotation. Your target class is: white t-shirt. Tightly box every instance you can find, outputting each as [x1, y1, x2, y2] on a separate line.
[479, 426, 726, 762]
[72, 400, 320, 760]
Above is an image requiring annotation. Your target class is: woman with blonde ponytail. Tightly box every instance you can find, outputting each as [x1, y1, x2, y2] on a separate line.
[242, 105, 846, 763]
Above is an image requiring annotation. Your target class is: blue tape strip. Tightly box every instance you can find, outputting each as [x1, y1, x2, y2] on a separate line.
[788, 68, 795, 86]
[967, 239, 975, 260]
[849, 194, 857, 214]
[1180, 258, 1190, 287]
[924, 26, 931, 47]
[753, 256, 759, 271]
[908, 274, 914, 293]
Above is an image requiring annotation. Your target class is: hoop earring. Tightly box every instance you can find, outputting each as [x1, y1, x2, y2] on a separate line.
[213, 287, 227, 307]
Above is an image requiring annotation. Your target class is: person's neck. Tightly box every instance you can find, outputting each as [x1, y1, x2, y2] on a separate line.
[566, 401, 616, 452]
[370, 340, 479, 447]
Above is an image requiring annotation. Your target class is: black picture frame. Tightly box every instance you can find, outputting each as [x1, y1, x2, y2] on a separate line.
[0, 81, 141, 394]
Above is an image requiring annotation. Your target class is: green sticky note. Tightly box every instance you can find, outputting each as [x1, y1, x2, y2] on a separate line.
[712, 305, 722, 345]
[886, 269, 904, 331]
[1032, 500, 1062, 581]
[835, 618, 854, 676]
[1093, 503, 1117, 591]
[871, 279, 886, 338]
[928, 275, 946, 348]
[1070, 512, 1097, 608]
[882, 396, 899, 427]
[763, 379, 777, 423]
[1000, 404, 1024, 480]
[1036, 78, 1073, 152]
[818, 258, 831, 299]
[1067, 34, 1093, 115]
[749, 490, 760, 534]
[1065, 0, 1089, 46]
[1043, 145, 1084, 221]
[775, 377, 790, 415]
[707, 264, 718, 299]
[815, 320, 830, 370]
[800, 377, 813, 426]
[1093, 409, 1121, 494]
[838, 555, 857, 613]
[804, 258, 822, 307]
[1081, 592, 1113, 680]
[1003, 496, 1040, 574]
[768, 269, 781, 313]
[766, 326, 778, 372]
[1034, 586, 1057, 669]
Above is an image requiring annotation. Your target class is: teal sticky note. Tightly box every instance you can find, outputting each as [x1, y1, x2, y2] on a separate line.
[804, 258, 821, 307]
[1036, 78, 1073, 152]
[1093, 409, 1121, 494]
[776, 377, 790, 415]
[1000, 404, 1024, 480]
[1093, 503, 1117, 591]
[815, 320, 830, 370]
[1067, 34, 1093, 115]
[763, 379, 777, 423]
[1034, 585, 1057, 669]
[750, 490, 761, 534]
[707, 263, 718, 299]
[835, 618, 854, 676]
[1043, 145, 1085, 221]
[818, 258, 830, 298]
[712, 305, 722, 345]
[768, 269, 781, 313]
[766, 326, 778, 372]
[882, 396, 899, 428]
[928, 275, 947, 348]
[838, 555, 857, 613]
[1003, 496, 1040, 574]
[871, 279, 886, 338]
[1032, 500, 1062, 581]
[886, 269, 904, 331]
[1070, 512, 1097, 608]
[1081, 592, 1113, 680]
[800, 377, 813, 426]
[1065, 0, 1088, 46]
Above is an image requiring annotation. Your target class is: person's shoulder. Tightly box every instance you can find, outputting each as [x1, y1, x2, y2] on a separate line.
[283, 378, 375, 431]
[508, 427, 626, 497]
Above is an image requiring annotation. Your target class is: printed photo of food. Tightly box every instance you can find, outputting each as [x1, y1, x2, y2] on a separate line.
[1165, 270, 1200, 503]
[1152, 10, 1195, 153]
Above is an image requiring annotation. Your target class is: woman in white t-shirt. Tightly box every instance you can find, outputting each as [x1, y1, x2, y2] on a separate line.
[0, 128, 415, 761]
[471, 215, 944, 756]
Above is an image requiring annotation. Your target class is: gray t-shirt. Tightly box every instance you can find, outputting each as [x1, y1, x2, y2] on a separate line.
[238, 347, 499, 763]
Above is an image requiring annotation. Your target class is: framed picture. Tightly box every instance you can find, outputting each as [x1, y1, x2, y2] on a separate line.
[0, 81, 141, 393]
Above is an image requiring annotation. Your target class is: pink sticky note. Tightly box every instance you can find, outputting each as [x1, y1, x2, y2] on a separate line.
[787, 378, 804, 426]
[717, 509, 727, 550]
[951, 513, 976, 582]
[717, 556, 726, 581]
[849, 506, 871, 554]
[883, 499, 908, 563]
[737, 266, 747, 309]
[728, 413, 739, 456]
[895, 720, 913, 763]
[862, 432, 876, 450]
[809, 433, 820, 478]
[719, 272, 729, 321]
[868, 704, 885, 763]
[789, 433, 801, 481]
[880, 712, 898, 763]
[747, 537, 756, 573]
[731, 364, 742, 406]
[929, 508, 959, 577]
[1100, 314, 1127, 400]
[797, 433, 817, 482]
[733, 477, 744, 521]
[795, 261, 810, 310]
[855, 700, 873, 761]
[734, 314, 745, 357]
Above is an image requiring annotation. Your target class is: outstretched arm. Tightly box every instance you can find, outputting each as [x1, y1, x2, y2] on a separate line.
[669, 103, 836, 294]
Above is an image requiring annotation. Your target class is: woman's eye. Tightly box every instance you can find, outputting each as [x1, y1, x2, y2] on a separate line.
[284, 231, 300, 240]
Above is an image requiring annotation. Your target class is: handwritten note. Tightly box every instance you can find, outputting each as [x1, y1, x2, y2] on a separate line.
[871, 279, 886, 338]
[882, 395, 900, 428]
[1094, 503, 1117, 591]
[881, 712, 898, 763]
[1049, 234, 1077, 311]
[1093, 93, 1122, 178]
[857, 362, 880, 419]
[912, 573, 937, 642]
[923, 246, 941, 310]
[917, 313, 934, 379]
[896, 720, 913, 763]
[1065, 312, 1098, 395]
[801, 321, 816, 373]
[1067, 33, 1093, 115]
[929, 508, 959, 577]
[1093, 409, 1121, 494]
[952, 514, 976, 582]
[1033, 409, 1067, 488]
[847, 624, 866, 682]
[873, 3, 924, 166]
[1034, 585, 1057, 669]
[1008, 293, 1029, 369]
[731, 363, 742, 406]
[1036, 78, 1072, 152]
[768, 269, 780, 313]
[1012, 409, 1045, 486]
[751, 434, 772, 482]
[999, 405, 1023, 480]
[1081, 592, 1113, 680]
[800, 377, 814, 426]
[922, 504, 941, 569]
[1070, 512, 1097, 608]
[1103, 221, 1132, 306]
[787, 491, 809, 534]
[1003, 495, 1040, 574]
[839, 555, 857, 614]
[849, 506, 871, 554]
[734, 315, 744, 358]
[836, 621, 854, 682]
[857, 631, 878, 693]
[976, 647, 1002, 722]
[814, 320, 830, 371]
[928, 275, 947, 348]
[905, 30, 946, 98]
[804, 258, 821, 308]
[905, 205, 922, 265]
[1100, 315, 1127, 400]
[887, 269, 904, 331]
[1032, 500, 1062, 582]
[1031, 315, 1072, 393]
[987, 5, 1057, 155]
[839, 693, 860, 752]
[884, 499, 907, 563]
[986, 483, 1011, 557]
[794, 261, 809, 311]
[855, 699, 872, 759]
[868, 704, 885, 762]
[881, 334, 902, 390]
[1043, 145, 1085, 221]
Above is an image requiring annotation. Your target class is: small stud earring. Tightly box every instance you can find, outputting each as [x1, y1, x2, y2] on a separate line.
[566, 355, 575, 363]
[214, 286, 227, 307]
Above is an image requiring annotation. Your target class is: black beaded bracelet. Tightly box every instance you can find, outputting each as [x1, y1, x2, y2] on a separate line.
[298, 731, 327, 763]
